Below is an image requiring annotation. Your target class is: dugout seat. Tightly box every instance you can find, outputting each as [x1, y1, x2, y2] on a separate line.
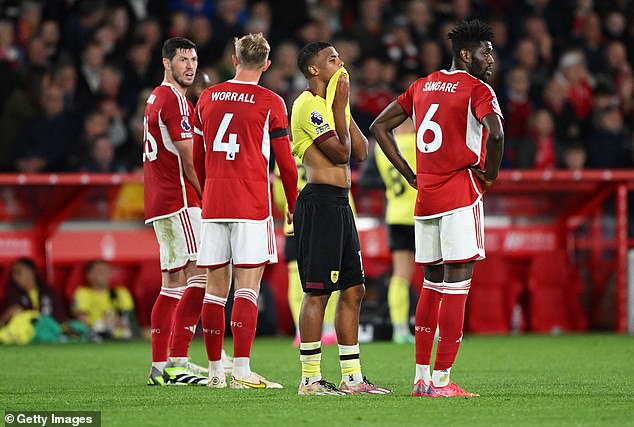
[467, 255, 522, 334]
[527, 251, 587, 333]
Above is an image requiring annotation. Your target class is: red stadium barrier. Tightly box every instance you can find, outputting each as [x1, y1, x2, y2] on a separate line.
[0, 171, 632, 332]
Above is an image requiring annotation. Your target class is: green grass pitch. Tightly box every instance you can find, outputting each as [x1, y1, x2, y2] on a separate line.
[2, 335, 633, 426]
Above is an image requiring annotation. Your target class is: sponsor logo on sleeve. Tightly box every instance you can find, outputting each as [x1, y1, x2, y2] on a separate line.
[310, 111, 330, 134]
[181, 116, 191, 132]
[310, 111, 324, 126]
[491, 97, 501, 113]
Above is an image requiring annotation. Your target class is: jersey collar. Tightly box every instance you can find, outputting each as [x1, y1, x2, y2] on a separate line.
[227, 79, 258, 85]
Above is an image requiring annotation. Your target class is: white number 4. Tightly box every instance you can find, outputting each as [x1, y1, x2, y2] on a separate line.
[213, 113, 240, 160]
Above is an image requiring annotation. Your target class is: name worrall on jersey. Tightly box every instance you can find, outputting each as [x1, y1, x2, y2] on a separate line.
[422, 81, 460, 93]
[211, 91, 256, 103]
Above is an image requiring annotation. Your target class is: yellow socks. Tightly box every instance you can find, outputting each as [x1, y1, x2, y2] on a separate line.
[300, 341, 322, 383]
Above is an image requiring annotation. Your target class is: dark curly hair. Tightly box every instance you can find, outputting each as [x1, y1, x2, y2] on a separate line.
[447, 19, 494, 59]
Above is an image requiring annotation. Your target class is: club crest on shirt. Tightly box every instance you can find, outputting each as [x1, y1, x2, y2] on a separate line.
[310, 111, 324, 126]
[181, 116, 191, 132]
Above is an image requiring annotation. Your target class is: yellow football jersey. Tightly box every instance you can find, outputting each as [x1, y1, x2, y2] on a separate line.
[375, 133, 417, 225]
[73, 286, 135, 327]
[291, 68, 350, 161]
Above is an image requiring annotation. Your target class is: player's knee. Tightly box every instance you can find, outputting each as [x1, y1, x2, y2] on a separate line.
[424, 265, 443, 283]
[341, 283, 365, 306]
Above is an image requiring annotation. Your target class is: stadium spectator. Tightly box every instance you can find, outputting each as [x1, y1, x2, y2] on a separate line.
[346, 0, 386, 59]
[586, 106, 632, 169]
[555, 49, 593, 121]
[573, 12, 604, 74]
[14, 84, 79, 172]
[383, 16, 419, 75]
[187, 16, 216, 68]
[51, 60, 78, 112]
[0, 258, 66, 344]
[371, 19, 504, 398]
[418, 39, 444, 77]
[62, 0, 106, 57]
[501, 67, 534, 168]
[519, 108, 560, 169]
[244, 1, 273, 37]
[262, 41, 305, 109]
[143, 37, 210, 387]
[0, 66, 48, 171]
[406, 0, 434, 45]
[522, 15, 554, 67]
[167, 10, 189, 39]
[81, 134, 128, 173]
[601, 41, 633, 116]
[541, 77, 580, 143]
[352, 56, 396, 134]
[192, 32, 297, 390]
[513, 37, 548, 104]
[120, 40, 159, 114]
[72, 259, 136, 340]
[75, 40, 106, 114]
[291, 41, 390, 396]
[562, 140, 587, 170]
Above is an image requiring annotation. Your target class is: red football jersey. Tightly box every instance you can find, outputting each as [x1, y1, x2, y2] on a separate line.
[193, 80, 297, 221]
[397, 70, 503, 218]
[143, 82, 201, 223]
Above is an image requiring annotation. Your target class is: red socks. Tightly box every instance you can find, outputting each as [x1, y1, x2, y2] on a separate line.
[415, 282, 443, 365]
[150, 287, 183, 363]
[231, 288, 258, 358]
[434, 280, 470, 371]
[202, 293, 227, 362]
[169, 275, 206, 358]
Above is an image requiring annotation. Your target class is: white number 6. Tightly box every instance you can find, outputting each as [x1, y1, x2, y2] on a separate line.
[417, 103, 442, 154]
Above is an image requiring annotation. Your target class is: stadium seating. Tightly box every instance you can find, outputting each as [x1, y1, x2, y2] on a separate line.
[467, 255, 523, 334]
[527, 251, 587, 333]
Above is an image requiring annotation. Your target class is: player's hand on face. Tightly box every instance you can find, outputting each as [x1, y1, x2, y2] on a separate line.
[469, 166, 495, 192]
[333, 72, 349, 112]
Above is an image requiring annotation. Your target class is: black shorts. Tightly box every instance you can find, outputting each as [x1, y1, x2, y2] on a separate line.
[284, 234, 297, 262]
[294, 183, 364, 294]
[387, 224, 415, 251]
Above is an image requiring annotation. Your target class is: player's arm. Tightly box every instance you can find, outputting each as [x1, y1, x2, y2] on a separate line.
[471, 113, 504, 191]
[350, 116, 368, 162]
[316, 72, 351, 164]
[269, 95, 298, 223]
[370, 100, 417, 189]
[173, 138, 202, 199]
[271, 130, 298, 223]
[192, 108, 206, 193]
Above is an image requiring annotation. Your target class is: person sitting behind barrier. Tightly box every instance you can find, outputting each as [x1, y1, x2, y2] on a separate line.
[72, 259, 136, 340]
[0, 258, 68, 344]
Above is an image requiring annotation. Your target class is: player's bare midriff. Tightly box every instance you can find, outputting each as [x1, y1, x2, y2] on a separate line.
[302, 144, 351, 189]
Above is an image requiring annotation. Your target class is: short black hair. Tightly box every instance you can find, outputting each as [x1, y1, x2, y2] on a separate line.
[447, 19, 494, 59]
[162, 37, 196, 61]
[297, 41, 332, 77]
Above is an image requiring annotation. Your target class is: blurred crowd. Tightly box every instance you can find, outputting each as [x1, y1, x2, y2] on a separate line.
[0, 0, 633, 174]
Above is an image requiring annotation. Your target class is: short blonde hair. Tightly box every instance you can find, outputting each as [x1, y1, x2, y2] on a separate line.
[234, 33, 270, 69]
